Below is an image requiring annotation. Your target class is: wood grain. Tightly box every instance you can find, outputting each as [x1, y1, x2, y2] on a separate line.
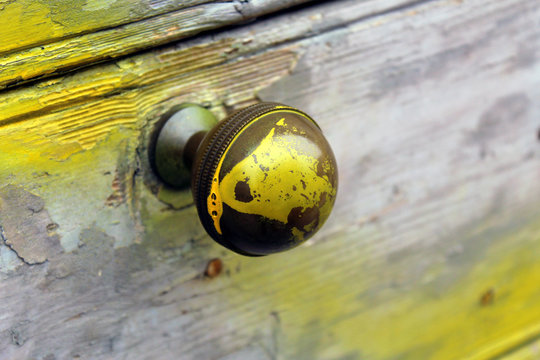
[0, 0, 420, 90]
[1, 0, 540, 359]
[0, 0, 309, 89]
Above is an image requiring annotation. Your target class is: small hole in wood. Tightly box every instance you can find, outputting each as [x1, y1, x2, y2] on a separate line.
[205, 258, 223, 278]
[479, 288, 495, 306]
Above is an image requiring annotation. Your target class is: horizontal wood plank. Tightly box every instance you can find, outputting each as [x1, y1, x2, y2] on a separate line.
[0, 0, 211, 55]
[0, 0, 419, 90]
[1, 0, 540, 359]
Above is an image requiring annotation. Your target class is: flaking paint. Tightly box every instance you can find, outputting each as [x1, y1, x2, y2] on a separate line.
[207, 111, 336, 241]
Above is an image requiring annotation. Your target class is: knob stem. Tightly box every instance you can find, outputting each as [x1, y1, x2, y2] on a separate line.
[153, 104, 217, 188]
[183, 130, 208, 170]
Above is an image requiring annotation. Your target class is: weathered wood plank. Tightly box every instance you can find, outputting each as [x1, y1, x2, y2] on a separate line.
[0, 0, 313, 89]
[0, 0, 420, 90]
[0, 0, 211, 54]
[1, 0, 540, 359]
[0, 0, 426, 126]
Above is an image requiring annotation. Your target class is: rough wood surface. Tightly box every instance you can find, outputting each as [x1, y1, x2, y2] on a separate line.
[0, 0, 314, 89]
[0, 0, 419, 90]
[1, 0, 540, 359]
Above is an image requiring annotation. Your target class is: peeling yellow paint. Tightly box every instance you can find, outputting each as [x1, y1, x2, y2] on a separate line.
[0, 0, 135, 55]
[1, 1, 61, 53]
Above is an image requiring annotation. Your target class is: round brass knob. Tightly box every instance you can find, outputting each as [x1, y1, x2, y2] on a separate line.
[152, 102, 338, 256]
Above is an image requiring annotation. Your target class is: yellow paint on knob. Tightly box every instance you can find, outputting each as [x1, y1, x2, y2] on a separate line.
[206, 112, 336, 238]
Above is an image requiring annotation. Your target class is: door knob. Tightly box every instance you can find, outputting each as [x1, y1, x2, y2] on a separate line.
[152, 102, 338, 256]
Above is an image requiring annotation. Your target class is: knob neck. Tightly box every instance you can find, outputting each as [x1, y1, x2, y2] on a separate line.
[183, 130, 208, 170]
[153, 104, 217, 188]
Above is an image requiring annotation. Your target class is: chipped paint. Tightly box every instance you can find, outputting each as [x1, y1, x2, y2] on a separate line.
[198, 105, 338, 255]
[206, 106, 337, 251]
[0, 40, 300, 256]
[0, 243, 23, 273]
[0, 184, 63, 264]
[0, 0, 307, 90]
[0, 130, 138, 252]
[217, 116, 333, 228]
